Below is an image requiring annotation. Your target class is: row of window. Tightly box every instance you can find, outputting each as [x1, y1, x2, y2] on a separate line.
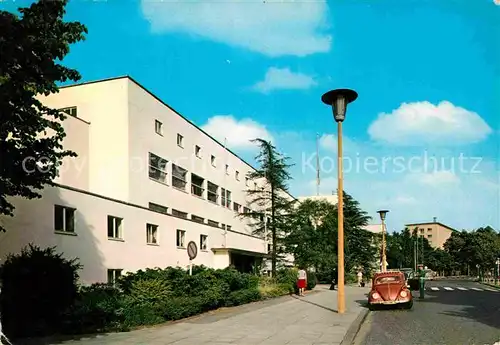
[154, 120, 254, 186]
[54, 205, 208, 249]
[149, 152, 255, 213]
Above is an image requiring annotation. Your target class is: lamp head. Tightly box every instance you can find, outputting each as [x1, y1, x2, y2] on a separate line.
[377, 209, 389, 221]
[321, 88, 358, 122]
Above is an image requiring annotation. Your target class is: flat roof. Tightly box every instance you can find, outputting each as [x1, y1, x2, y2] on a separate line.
[58, 75, 297, 201]
[405, 222, 457, 232]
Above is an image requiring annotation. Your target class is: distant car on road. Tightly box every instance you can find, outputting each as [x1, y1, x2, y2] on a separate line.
[368, 271, 413, 310]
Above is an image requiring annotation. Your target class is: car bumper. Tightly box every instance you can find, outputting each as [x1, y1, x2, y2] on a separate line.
[369, 299, 411, 305]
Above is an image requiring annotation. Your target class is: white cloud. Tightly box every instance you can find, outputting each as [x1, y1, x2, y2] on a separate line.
[201, 115, 273, 150]
[140, 0, 331, 57]
[368, 101, 492, 146]
[406, 170, 461, 186]
[252, 67, 317, 93]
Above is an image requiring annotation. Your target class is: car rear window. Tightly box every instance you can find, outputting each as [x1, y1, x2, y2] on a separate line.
[375, 276, 401, 284]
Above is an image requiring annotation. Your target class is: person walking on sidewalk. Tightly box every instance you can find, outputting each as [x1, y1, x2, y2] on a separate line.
[297, 267, 307, 296]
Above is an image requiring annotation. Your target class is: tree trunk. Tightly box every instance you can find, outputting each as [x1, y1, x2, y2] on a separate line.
[271, 183, 276, 277]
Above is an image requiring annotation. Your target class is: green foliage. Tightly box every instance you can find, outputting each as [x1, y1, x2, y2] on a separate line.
[306, 271, 317, 290]
[386, 225, 500, 276]
[443, 226, 500, 275]
[287, 192, 376, 277]
[0, 245, 81, 338]
[239, 138, 295, 276]
[0, 0, 87, 231]
[3, 250, 303, 339]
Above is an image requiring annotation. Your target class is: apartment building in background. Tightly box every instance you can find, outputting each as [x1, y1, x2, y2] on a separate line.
[405, 219, 456, 249]
[0, 76, 296, 284]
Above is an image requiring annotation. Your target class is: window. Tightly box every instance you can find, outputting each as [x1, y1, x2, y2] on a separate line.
[54, 205, 75, 233]
[107, 216, 122, 239]
[221, 188, 227, 206]
[191, 174, 205, 197]
[235, 171, 240, 180]
[176, 229, 186, 248]
[225, 164, 229, 175]
[233, 202, 241, 213]
[427, 228, 432, 231]
[211, 155, 216, 167]
[267, 243, 272, 253]
[155, 120, 163, 135]
[226, 190, 232, 208]
[243, 207, 251, 214]
[427, 234, 432, 238]
[177, 134, 184, 147]
[208, 220, 219, 227]
[226, 225, 232, 231]
[200, 235, 208, 251]
[172, 209, 188, 219]
[195, 145, 201, 157]
[107, 269, 122, 286]
[207, 182, 218, 203]
[192, 215, 204, 224]
[148, 153, 168, 184]
[419, 228, 424, 233]
[172, 164, 188, 190]
[146, 223, 158, 244]
[254, 182, 257, 190]
[149, 202, 168, 214]
[245, 177, 249, 186]
[59, 106, 77, 117]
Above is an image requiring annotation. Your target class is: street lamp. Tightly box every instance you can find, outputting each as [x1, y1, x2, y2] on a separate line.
[495, 258, 500, 285]
[377, 210, 389, 272]
[322, 88, 358, 314]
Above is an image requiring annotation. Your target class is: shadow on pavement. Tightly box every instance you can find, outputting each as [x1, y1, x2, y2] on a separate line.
[291, 295, 338, 313]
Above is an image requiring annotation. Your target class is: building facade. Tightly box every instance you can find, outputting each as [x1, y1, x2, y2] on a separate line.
[405, 220, 456, 249]
[0, 76, 294, 284]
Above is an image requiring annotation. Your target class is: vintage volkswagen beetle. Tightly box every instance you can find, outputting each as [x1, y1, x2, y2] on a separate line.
[368, 270, 413, 310]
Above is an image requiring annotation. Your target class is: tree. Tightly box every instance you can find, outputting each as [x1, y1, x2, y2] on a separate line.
[286, 191, 376, 279]
[0, 0, 87, 231]
[241, 138, 295, 276]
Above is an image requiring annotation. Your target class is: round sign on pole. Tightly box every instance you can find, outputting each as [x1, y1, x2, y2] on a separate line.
[187, 241, 198, 260]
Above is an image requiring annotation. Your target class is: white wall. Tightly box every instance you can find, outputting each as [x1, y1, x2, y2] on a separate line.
[0, 185, 266, 285]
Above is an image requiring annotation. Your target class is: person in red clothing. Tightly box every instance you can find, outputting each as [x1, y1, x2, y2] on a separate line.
[297, 267, 307, 296]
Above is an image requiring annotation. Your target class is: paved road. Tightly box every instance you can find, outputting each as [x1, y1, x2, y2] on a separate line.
[353, 280, 500, 345]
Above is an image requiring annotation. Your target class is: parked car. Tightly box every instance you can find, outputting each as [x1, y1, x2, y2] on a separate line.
[368, 271, 413, 310]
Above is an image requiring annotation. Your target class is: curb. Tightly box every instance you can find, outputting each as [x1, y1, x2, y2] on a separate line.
[340, 308, 369, 345]
[480, 282, 500, 290]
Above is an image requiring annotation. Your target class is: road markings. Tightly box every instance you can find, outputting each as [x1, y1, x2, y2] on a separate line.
[483, 288, 497, 292]
[430, 287, 439, 291]
[443, 287, 454, 290]
[456, 287, 468, 290]
[471, 287, 483, 291]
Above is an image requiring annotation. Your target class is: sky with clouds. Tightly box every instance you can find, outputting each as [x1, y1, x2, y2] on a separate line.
[2, 0, 499, 232]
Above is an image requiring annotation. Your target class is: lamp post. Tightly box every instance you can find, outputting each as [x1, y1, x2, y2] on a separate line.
[496, 258, 500, 285]
[377, 210, 389, 272]
[321, 88, 358, 314]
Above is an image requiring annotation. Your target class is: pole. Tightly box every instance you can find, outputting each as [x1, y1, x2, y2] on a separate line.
[337, 121, 345, 314]
[381, 219, 387, 272]
[316, 133, 320, 196]
[189, 259, 193, 276]
[414, 239, 417, 271]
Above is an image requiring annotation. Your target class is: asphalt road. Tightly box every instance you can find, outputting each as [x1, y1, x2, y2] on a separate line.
[353, 279, 500, 345]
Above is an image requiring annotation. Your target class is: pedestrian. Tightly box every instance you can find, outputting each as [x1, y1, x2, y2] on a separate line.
[297, 267, 307, 296]
[357, 270, 363, 287]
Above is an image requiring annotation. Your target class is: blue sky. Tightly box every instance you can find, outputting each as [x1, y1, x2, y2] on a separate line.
[3, 0, 499, 232]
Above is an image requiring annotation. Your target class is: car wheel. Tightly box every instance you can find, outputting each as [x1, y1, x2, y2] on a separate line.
[368, 304, 376, 311]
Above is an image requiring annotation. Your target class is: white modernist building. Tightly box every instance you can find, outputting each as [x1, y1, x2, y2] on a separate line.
[0, 76, 296, 285]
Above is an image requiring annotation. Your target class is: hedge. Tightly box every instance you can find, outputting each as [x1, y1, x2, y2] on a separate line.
[0, 246, 317, 339]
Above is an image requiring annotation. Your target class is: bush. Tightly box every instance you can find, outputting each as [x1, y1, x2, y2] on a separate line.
[0, 245, 81, 339]
[62, 283, 126, 334]
[225, 289, 261, 307]
[307, 271, 317, 290]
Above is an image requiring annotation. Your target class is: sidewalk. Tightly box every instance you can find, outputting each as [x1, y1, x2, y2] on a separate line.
[18, 284, 369, 345]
